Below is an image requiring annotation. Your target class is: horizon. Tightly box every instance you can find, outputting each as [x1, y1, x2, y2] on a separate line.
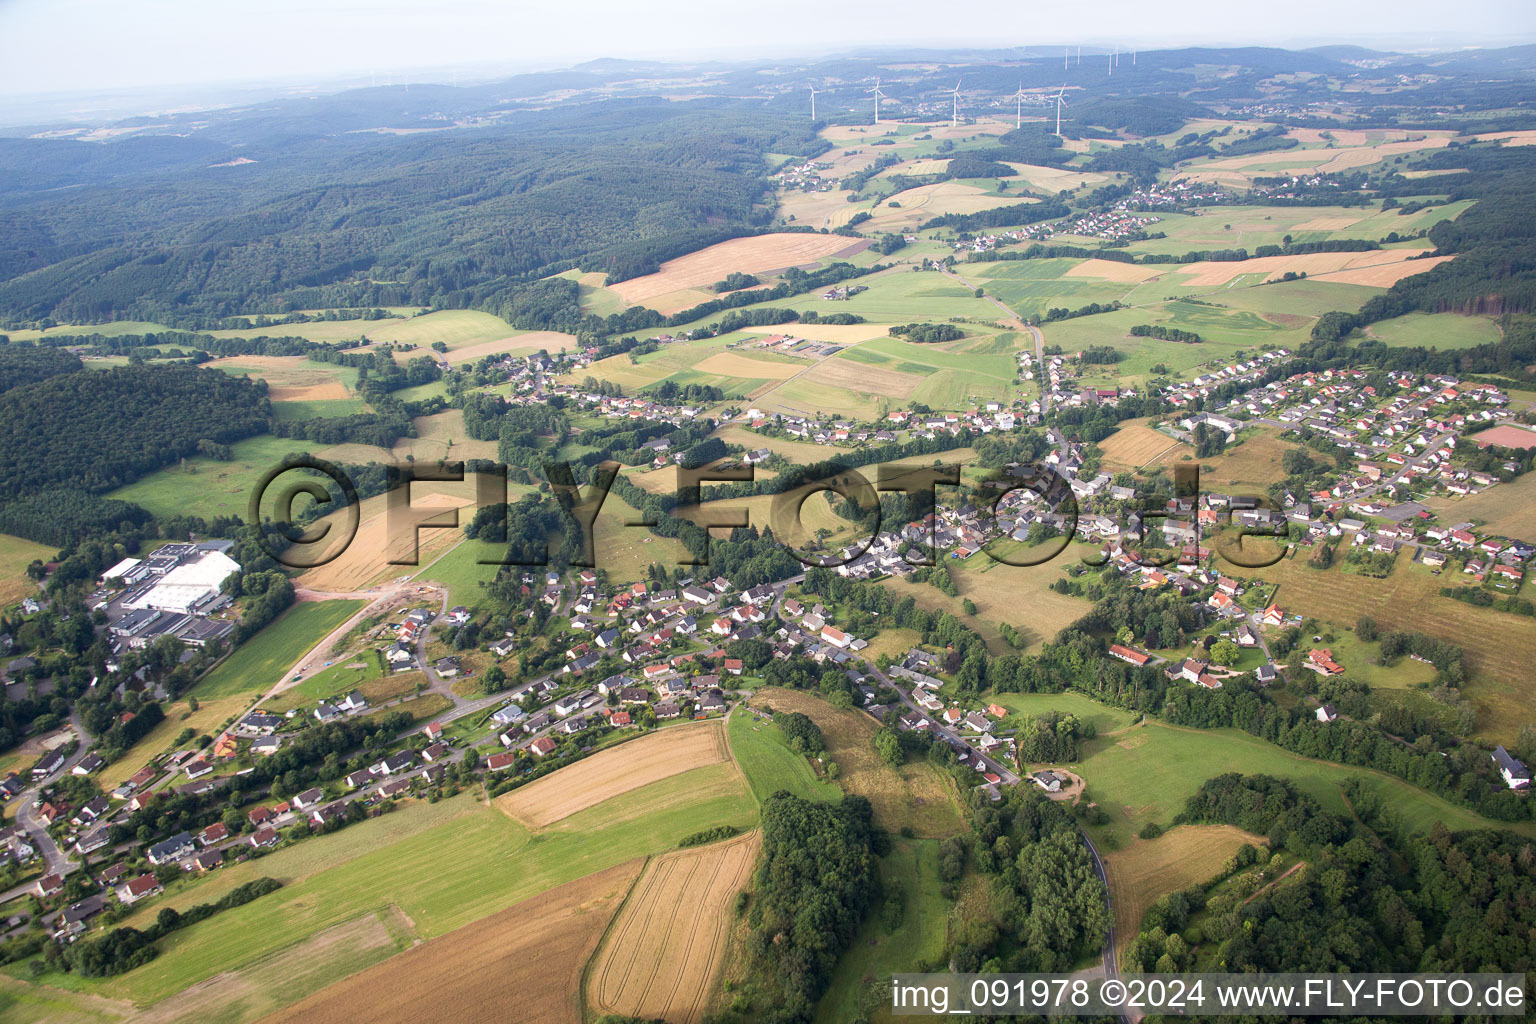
[0, 0, 1533, 117]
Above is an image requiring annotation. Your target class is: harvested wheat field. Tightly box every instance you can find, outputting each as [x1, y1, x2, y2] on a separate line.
[296, 484, 480, 593]
[1064, 258, 1164, 284]
[800, 356, 924, 399]
[610, 234, 862, 309]
[444, 330, 579, 363]
[749, 687, 964, 837]
[1291, 215, 1365, 232]
[1470, 129, 1536, 146]
[211, 355, 349, 389]
[743, 322, 892, 343]
[1099, 424, 1185, 470]
[268, 380, 351, 402]
[693, 351, 804, 380]
[262, 861, 642, 1024]
[1310, 253, 1456, 287]
[1103, 824, 1268, 956]
[856, 181, 1031, 233]
[1002, 162, 1108, 190]
[497, 721, 732, 828]
[1173, 248, 1433, 287]
[586, 831, 761, 1024]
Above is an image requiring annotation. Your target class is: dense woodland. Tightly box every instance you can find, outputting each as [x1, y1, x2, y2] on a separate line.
[1126, 774, 1536, 992]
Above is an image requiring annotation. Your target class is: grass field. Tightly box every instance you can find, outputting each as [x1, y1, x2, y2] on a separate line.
[585, 831, 760, 1024]
[1197, 430, 1301, 492]
[749, 688, 964, 838]
[1102, 824, 1267, 956]
[1424, 471, 1536, 540]
[495, 721, 732, 827]
[107, 435, 324, 520]
[268, 397, 367, 421]
[0, 533, 51, 609]
[990, 690, 1138, 737]
[610, 234, 861, 312]
[725, 705, 842, 806]
[1249, 550, 1536, 740]
[411, 536, 509, 605]
[970, 259, 1137, 319]
[1071, 716, 1536, 849]
[267, 861, 641, 1024]
[206, 310, 520, 352]
[25, 768, 759, 1008]
[194, 600, 366, 698]
[814, 837, 950, 1024]
[1365, 312, 1501, 349]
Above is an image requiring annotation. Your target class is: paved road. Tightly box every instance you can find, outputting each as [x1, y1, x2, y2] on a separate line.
[1080, 825, 1132, 1024]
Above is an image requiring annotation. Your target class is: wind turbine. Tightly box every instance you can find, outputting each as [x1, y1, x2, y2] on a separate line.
[1064, 47, 1069, 70]
[1077, 46, 1081, 65]
[868, 77, 887, 125]
[1054, 84, 1069, 138]
[949, 77, 963, 127]
[808, 84, 820, 121]
[1010, 80, 1028, 129]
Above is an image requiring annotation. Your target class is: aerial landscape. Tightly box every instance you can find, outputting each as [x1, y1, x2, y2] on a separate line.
[0, 1, 1535, 1021]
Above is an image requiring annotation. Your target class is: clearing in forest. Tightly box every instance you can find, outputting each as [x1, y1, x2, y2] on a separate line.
[1102, 824, 1268, 956]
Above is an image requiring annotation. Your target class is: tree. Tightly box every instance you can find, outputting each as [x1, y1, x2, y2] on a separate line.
[874, 727, 903, 768]
[1210, 638, 1239, 666]
[1356, 615, 1378, 642]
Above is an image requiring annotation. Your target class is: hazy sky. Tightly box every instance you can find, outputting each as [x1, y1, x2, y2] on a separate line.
[2, 0, 1534, 99]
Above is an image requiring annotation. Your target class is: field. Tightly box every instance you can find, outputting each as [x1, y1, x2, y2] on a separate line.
[1168, 247, 1438, 288]
[813, 837, 950, 1024]
[749, 688, 964, 838]
[92, 694, 250, 794]
[107, 435, 326, 521]
[207, 310, 519, 351]
[1365, 312, 1500, 349]
[24, 767, 759, 1009]
[1467, 425, 1536, 451]
[1425, 471, 1536, 538]
[969, 259, 1137, 319]
[1196, 430, 1301, 492]
[989, 690, 1138, 738]
[495, 721, 732, 827]
[886, 542, 1093, 653]
[853, 181, 1029, 233]
[1101, 825, 1267, 956]
[1098, 424, 1185, 471]
[294, 486, 480, 593]
[411, 536, 509, 605]
[1249, 551, 1536, 739]
[725, 705, 842, 805]
[0, 533, 52, 609]
[193, 600, 367, 698]
[585, 831, 760, 1024]
[1072, 716, 1536, 848]
[269, 861, 642, 1024]
[609, 233, 863, 312]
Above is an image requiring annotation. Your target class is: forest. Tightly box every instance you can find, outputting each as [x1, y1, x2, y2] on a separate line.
[1126, 773, 1536, 989]
[0, 103, 824, 323]
[0, 363, 269, 502]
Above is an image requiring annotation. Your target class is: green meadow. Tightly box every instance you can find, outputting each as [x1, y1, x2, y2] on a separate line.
[727, 705, 842, 806]
[26, 769, 758, 1007]
[194, 599, 366, 698]
[106, 434, 325, 520]
[1069, 716, 1536, 848]
[1366, 311, 1500, 349]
